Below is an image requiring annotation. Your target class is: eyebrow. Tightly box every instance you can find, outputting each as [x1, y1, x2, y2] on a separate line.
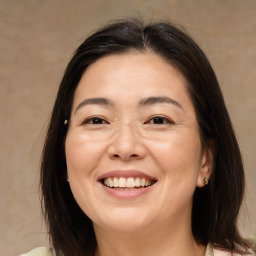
[74, 96, 183, 114]
[139, 96, 183, 110]
[75, 97, 114, 113]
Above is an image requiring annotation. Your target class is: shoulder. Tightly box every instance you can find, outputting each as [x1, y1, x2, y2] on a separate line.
[213, 248, 255, 256]
[19, 247, 53, 256]
[206, 243, 255, 256]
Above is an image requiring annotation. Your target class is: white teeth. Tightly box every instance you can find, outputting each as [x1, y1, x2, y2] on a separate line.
[113, 177, 118, 187]
[127, 177, 135, 187]
[135, 177, 140, 187]
[103, 177, 154, 188]
[104, 178, 109, 186]
[119, 177, 126, 187]
[109, 178, 113, 187]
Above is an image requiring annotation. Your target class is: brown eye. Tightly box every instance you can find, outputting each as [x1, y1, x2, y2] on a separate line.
[83, 116, 109, 125]
[146, 116, 174, 125]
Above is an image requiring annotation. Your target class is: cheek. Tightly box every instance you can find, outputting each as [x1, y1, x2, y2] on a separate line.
[65, 132, 108, 178]
[65, 132, 109, 218]
[150, 132, 201, 168]
[147, 131, 202, 190]
[146, 135, 202, 217]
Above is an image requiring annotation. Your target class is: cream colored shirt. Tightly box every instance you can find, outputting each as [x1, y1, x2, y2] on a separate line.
[20, 247, 53, 256]
[20, 243, 255, 256]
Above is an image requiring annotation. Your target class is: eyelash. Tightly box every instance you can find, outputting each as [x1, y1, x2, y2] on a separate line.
[145, 115, 175, 125]
[82, 116, 109, 125]
[82, 115, 174, 126]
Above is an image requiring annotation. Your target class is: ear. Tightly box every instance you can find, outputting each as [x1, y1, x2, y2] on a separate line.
[196, 141, 214, 188]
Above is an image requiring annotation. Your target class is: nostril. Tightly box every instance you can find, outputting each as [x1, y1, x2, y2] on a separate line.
[112, 153, 139, 160]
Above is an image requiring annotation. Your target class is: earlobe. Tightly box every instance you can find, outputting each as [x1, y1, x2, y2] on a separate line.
[197, 142, 214, 188]
[203, 177, 208, 185]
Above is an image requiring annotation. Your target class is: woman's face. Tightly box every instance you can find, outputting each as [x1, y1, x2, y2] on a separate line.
[65, 53, 212, 233]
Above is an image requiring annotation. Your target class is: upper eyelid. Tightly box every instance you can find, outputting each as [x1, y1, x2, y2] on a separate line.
[80, 114, 175, 124]
[146, 115, 175, 123]
[82, 116, 109, 124]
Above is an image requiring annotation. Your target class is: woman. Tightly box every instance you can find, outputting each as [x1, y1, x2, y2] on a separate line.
[21, 19, 254, 256]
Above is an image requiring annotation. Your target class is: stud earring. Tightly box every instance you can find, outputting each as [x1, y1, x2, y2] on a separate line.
[66, 174, 69, 182]
[64, 120, 69, 125]
[204, 177, 208, 185]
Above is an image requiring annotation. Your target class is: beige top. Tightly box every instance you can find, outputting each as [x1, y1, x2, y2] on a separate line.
[19, 247, 53, 256]
[20, 243, 255, 256]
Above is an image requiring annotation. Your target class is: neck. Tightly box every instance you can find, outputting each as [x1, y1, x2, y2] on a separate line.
[93, 216, 206, 256]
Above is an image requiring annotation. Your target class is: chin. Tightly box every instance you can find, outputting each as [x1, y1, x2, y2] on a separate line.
[92, 209, 155, 233]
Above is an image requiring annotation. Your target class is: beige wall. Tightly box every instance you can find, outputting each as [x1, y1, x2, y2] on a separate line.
[1, 0, 255, 255]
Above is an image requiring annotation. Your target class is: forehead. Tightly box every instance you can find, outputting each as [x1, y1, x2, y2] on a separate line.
[72, 53, 193, 111]
[81, 52, 185, 84]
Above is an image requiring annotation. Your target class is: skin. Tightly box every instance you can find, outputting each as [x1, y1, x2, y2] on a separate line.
[65, 52, 213, 256]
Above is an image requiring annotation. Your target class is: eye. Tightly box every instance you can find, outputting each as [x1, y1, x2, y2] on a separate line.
[83, 116, 109, 125]
[145, 115, 175, 125]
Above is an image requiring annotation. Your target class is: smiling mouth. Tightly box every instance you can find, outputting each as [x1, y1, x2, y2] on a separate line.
[102, 177, 156, 190]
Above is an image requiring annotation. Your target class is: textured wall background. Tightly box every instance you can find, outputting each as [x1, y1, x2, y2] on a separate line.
[1, 0, 255, 255]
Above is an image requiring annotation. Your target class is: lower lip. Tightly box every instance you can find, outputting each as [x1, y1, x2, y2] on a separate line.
[100, 183, 154, 199]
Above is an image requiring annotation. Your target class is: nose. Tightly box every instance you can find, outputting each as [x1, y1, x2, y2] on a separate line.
[107, 124, 146, 161]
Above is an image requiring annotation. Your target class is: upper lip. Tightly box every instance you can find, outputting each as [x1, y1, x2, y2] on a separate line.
[97, 170, 157, 181]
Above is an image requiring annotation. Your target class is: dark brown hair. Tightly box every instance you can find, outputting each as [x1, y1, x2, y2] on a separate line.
[41, 19, 251, 256]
